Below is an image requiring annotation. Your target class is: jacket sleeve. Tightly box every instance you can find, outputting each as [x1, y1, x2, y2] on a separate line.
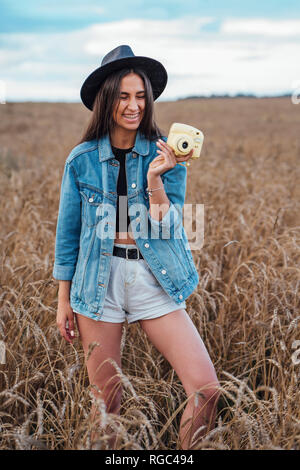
[52, 160, 81, 280]
[148, 136, 187, 238]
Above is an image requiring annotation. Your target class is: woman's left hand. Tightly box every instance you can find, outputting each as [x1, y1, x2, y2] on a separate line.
[148, 139, 193, 178]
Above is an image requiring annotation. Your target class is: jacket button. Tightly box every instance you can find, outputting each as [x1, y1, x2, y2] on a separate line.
[161, 269, 166, 274]
[132, 152, 137, 158]
[144, 243, 149, 248]
[131, 183, 136, 188]
[179, 294, 183, 300]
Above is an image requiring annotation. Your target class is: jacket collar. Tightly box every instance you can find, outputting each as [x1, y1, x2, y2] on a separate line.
[98, 129, 150, 162]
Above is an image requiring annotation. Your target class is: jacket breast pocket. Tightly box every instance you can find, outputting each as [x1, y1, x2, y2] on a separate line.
[79, 186, 103, 228]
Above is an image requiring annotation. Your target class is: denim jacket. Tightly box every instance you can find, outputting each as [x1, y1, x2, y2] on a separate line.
[52, 129, 199, 320]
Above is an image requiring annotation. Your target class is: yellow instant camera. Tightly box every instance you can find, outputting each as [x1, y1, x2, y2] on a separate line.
[167, 123, 204, 166]
[150, 122, 204, 169]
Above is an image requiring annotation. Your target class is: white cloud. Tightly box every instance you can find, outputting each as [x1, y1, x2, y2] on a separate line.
[221, 18, 300, 37]
[0, 16, 298, 101]
[4, 80, 79, 101]
[85, 16, 214, 55]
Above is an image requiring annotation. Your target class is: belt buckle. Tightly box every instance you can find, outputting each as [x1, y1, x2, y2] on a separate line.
[126, 247, 139, 260]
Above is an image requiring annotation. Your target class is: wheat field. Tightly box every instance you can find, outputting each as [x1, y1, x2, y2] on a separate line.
[0, 97, 299, 450]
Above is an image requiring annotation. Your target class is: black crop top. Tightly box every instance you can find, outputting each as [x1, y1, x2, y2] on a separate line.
[111, 145, 133, 232]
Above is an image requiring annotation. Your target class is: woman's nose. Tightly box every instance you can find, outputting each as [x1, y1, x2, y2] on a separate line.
[127, 97, 139, 110]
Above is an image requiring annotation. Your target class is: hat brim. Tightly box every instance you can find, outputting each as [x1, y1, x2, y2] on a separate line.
[80, 56, 168, 111]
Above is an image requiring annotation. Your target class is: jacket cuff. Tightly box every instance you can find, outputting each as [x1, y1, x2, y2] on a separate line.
[52, 264, 75, 281]
[148, 201, 182, 236]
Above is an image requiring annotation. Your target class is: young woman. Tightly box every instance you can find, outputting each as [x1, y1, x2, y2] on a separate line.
[53, 45, 220, 450]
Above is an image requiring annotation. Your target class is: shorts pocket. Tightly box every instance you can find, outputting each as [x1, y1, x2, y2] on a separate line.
[141, 261, 161, 287]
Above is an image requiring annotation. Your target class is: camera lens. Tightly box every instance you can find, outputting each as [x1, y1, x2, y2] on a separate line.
[182, 141, 188, 149]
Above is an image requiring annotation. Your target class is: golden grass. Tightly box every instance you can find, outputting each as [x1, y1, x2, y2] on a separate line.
[0, 98, 299, 449]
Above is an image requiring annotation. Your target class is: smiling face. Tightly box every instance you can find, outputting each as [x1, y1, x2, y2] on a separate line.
[112, 72, 146, 133]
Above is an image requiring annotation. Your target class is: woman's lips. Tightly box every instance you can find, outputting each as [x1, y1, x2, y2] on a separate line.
[122, 114, 140, 122]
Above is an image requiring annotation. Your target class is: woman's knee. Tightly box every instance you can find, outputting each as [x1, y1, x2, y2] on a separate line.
[185, 376, 221, 406]
[90, 377, 123, 414]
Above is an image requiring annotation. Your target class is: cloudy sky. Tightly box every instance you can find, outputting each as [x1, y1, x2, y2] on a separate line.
[0, 0, 299, 103]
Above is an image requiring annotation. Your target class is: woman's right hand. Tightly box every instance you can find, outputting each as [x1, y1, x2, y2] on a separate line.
[56, 300, 76, 344]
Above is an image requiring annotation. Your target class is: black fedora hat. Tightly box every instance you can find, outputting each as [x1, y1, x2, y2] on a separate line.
[80, 44, 168, 111]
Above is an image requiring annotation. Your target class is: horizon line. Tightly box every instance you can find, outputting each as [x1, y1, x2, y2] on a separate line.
[2, 92, 293, 105]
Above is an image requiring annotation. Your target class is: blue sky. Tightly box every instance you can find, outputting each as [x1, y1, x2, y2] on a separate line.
[0, 0, 300, 102]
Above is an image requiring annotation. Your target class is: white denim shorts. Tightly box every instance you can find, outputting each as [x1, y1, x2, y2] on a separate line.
[74, 243, 186, 324]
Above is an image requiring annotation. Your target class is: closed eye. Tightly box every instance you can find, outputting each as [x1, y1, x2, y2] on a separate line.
[120, 96, 145, 99]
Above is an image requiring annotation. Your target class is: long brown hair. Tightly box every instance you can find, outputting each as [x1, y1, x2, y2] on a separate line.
[77, 67, 165, 145]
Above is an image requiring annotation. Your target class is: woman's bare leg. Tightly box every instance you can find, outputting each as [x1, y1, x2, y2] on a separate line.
[139, 309, 220, 450]
[75, 313, 124, 449]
